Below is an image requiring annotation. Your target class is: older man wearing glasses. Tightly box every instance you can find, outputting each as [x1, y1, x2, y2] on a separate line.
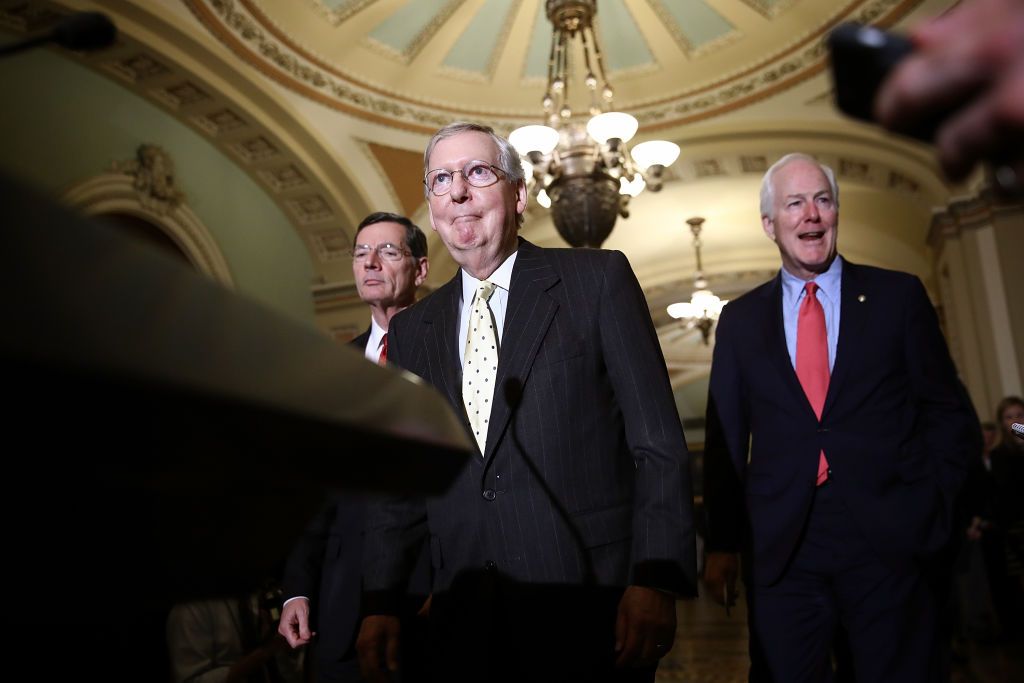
[278, 212, 430, 682]
[346, 212, 429, 362]
[357, 122, 696, 683]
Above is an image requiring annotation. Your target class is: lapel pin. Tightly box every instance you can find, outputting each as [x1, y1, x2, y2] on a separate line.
[857, 294, 867, 303]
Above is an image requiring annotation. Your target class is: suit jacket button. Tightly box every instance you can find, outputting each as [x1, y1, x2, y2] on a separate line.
[817, 427, 829, 433]
[482, 489, 496, 501]
[484, 561, 497, 571]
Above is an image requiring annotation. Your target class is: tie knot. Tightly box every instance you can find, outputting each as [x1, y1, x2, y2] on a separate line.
[478, 281, 496, 302]
[804, 281, 819, 298]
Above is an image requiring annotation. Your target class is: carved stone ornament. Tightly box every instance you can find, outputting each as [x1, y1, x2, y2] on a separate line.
[111, 144, 185, 215]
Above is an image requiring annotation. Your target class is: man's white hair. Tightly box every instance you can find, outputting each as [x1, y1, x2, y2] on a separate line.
[759, 153, 839, 219]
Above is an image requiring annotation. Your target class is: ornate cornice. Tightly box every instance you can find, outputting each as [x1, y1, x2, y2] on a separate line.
[110, 144, 186, 216]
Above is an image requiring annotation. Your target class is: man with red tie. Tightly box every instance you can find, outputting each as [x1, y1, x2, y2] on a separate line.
[702, 154, 978, 682]
[344, 212, 430, 365]
[278, 212, 429, 682]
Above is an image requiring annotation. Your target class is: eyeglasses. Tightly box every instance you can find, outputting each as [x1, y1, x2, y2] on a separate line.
[351, 243, 411, 262]
[424, 161, 507, 196]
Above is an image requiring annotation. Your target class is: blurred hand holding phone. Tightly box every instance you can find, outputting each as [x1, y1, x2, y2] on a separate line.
[828, 5, 1024, 198]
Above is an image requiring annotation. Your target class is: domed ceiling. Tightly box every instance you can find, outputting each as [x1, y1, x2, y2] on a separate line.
[187, 0, 928, 134]
[4, 0, 962, 403]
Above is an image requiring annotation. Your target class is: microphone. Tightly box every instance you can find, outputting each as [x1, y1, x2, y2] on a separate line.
[1012, 423, 1024, 440]
[0, 12, 116, 58]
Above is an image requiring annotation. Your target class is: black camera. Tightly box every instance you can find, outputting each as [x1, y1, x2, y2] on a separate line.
[828, 22, 939, 142]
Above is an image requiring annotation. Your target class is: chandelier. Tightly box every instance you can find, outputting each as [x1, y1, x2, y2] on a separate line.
[508, 0, 680, 248]
[667, 217, 727, 345]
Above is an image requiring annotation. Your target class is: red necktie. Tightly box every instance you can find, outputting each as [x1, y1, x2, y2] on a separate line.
[796, 282, 830, 486]
[377, 333, 388, 367]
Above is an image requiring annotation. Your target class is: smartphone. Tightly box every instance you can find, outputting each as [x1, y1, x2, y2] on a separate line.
[827, 22, 936, 141]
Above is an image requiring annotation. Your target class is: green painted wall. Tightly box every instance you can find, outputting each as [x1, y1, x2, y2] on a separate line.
[0, 46, 315, 326]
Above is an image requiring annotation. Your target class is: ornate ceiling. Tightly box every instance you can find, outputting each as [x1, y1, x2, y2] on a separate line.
[2, 0, 965, 396]
[186, 0, 927, 133]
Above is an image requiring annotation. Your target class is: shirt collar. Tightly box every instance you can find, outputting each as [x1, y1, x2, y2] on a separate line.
[367, 316, 387, 349]
[461, 249, 518, 302]
[781, 254, 843, 307]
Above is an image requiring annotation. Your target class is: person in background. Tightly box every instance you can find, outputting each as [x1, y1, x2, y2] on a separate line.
[987, 396, 1024, 637]
[277, 213, 430, 682]
[168, 579, 304, 683]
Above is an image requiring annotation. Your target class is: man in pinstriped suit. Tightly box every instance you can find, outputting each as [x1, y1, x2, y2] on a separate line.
[356, 122, 696, 682]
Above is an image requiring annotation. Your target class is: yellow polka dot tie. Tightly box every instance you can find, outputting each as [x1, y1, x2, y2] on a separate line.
[463, 281, 498, 454]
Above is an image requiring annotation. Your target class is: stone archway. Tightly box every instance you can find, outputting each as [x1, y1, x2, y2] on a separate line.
[63, 144, 234, 287]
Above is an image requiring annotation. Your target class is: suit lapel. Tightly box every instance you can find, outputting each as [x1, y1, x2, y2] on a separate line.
[350, 327, 371, 353]
[484, 240, 560, 461]
[823, 260, 867, 418]
[422, 272, 464, 412]
[763, 274, 808, 409]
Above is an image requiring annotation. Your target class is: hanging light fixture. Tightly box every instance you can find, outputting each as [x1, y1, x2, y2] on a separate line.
[508, 0, 680, 248]
[667, 217, 727, 345]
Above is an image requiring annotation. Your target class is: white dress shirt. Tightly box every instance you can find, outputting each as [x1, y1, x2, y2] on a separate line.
[458, 250, 517, 366]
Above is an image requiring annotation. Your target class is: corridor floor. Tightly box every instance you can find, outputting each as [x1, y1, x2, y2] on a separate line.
[656, 591, 1024, 682]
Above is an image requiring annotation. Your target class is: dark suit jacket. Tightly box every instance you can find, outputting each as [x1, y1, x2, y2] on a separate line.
[281, 330, 368, 676]
[704, 259, 977, 586]
[282, 329, 430, 680]
[363, 239, 696, 615]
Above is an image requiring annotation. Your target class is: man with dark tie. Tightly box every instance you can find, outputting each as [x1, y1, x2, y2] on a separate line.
[356, 122, 696, 682]
[702, 153, 978, 682]
[278, 212, 429, 682]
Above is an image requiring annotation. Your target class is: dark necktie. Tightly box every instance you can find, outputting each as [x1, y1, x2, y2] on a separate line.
[796, 282, 830, 486]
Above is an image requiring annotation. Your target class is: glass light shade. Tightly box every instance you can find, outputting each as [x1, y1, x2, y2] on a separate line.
[690, 289, 721, 311]
[667, 291, 728, 320]
[509, 125, 560, 155]
[586, 112, 638, 144]
[536, 188, 552, 208]
[631, 140, 681, 171]
[667, 302, 697, 319]
[619, 175, 646, 197]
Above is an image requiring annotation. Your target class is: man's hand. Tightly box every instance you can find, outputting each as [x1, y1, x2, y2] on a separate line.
[702, 552, 740, 609]
[416, 594, 432, 619]
[613, 585, 676, 668]
[356, 615, 401, 683]
[875, 0, 1024, 184]
[277, 597, 314, 648]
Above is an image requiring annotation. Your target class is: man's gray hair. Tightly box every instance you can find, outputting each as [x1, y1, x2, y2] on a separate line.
[759, 153, 839, 219]
[423, 123, 527, 228]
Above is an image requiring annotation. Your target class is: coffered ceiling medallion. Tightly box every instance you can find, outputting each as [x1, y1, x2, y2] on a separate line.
[187, 0, 925, 134]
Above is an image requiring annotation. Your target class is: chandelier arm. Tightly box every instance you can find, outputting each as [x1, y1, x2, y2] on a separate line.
[579, 28, 599, 114]
[561, 31, 572, 117]
[545, 27, 558, 111]
[555, 31, 569, 117]
[586, 25, 612, 104]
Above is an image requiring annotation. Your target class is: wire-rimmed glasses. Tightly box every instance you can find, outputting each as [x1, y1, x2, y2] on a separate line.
[424, 160, 507, 196]
[351, 243, 411, 262]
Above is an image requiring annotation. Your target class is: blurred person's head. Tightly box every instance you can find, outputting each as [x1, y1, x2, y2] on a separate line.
[981, 421, 998, 454]
[994, 396, 1024, 449]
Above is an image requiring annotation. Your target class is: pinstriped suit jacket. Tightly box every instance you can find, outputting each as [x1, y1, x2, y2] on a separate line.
[363, 238, 696, 611]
